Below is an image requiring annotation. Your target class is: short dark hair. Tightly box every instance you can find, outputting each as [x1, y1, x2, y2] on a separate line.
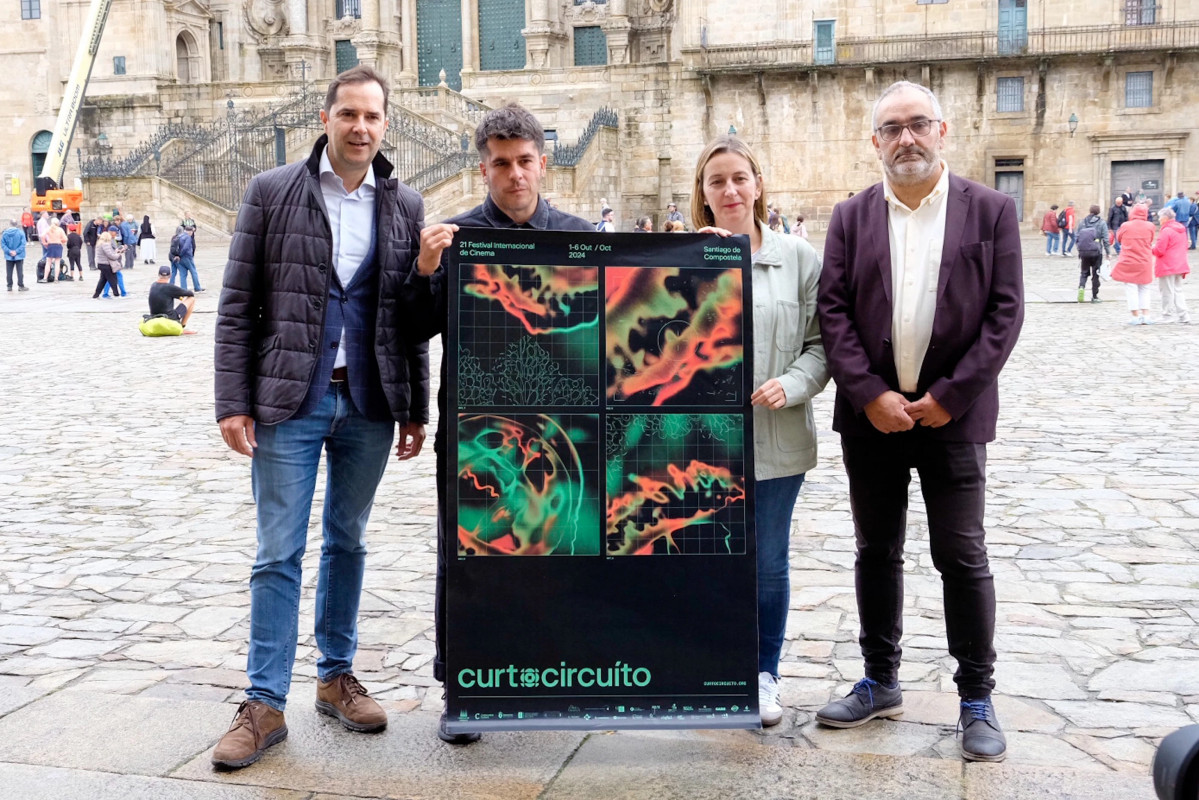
[474, 103, 544, 157]
[1051, 204, 1059, 210]
[324, 65, 389, 113]
[1089, 205, 1101, 215]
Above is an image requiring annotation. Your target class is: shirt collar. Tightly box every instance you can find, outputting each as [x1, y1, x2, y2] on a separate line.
[882, 160, 950, 212]
[482, 193, 550, 229]
[752, 221, 783, 267]
[319, 149, 376, 193]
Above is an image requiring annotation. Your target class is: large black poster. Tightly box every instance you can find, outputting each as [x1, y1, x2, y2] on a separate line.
[444, 228, 758, 732]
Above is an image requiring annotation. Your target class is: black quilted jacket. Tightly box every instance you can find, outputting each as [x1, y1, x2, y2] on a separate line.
[214, 135, 431, 426]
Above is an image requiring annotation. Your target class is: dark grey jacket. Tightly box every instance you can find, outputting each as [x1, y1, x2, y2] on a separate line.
[214, 135, 430, 426]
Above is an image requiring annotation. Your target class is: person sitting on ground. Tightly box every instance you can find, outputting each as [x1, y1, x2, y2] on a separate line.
[148, 264, 196, 331]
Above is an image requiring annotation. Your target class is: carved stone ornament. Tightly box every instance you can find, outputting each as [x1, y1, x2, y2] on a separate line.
[328, 15, 359, 36]
[244, 0, 289, 43]
[643, 0, 672, 12]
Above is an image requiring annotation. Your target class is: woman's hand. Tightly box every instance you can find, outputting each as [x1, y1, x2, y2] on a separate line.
[750, 378, 788, 409]
[696, 225, 734, 237]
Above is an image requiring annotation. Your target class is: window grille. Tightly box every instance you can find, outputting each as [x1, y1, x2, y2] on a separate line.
[336, 0, 361, 18]
[996, 77, 1024, 112]
[1124, 0, 1157, 25]
[21, 0, 40, 19]
[1125, 71, 1153, 108]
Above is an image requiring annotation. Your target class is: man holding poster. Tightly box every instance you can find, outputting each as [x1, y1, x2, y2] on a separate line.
[412, 103, 594, 744]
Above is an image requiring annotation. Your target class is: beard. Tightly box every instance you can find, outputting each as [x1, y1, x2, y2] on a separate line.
[884, 145, 940, 186]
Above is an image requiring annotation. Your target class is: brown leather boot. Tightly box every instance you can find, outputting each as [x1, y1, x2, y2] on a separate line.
[316, 673, 388, 732]
[211, 700, 287, 770]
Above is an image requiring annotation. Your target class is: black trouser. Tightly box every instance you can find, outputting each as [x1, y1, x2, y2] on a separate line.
[1078, 254, 1102, 298]
[86, 243, 96, 269]
[68, 251, 82, 272]
[434, 427, 449, 684]
[841, 434, 996, 699]
[94, 264, 120, 297]
[5, 259, 24, 288]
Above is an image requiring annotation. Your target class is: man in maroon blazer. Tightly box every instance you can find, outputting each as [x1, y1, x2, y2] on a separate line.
[815, 81, 1024, 762]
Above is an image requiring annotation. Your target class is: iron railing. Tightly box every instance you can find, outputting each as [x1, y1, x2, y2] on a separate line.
[550, 107, 618, 167]
[79, 122, 219, 177]
[689, 21, 1199, 72]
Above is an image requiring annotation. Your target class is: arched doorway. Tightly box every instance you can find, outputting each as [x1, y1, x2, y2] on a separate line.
[30, 130, 52, 179]
[176, 31, 201, 83]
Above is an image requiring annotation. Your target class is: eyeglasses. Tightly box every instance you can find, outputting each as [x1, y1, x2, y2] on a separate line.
[875, 119, 941, 142]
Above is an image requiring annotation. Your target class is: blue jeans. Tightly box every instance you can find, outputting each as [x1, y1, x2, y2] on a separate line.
[175, 256, 201, 291]
[246, 383, 394, 710]
[1189, 222, 1198, 249]
[756, 473, 806, 677]
[101, 270, 126, 297]
[1061, 230, 1075, 255]
[1044, 231, 1059, 254]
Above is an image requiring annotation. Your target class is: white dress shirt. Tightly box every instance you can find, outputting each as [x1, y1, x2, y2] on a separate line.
[319, 150, 376, 369]
[883, 162, 950, 393]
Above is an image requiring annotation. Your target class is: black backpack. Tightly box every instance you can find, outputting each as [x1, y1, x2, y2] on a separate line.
[1056, 210, 1068, 230]
[1076, 223, 1101, 256]
[168, 235, 183, 261]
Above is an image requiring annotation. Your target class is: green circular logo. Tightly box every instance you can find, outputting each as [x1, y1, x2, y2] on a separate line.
[520, 668, 540, 688]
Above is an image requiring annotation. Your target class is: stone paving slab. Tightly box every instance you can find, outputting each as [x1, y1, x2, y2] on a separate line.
[172, 687, 587, 800]
[541, 729, 966, 800]
[0, 762, 312, 800]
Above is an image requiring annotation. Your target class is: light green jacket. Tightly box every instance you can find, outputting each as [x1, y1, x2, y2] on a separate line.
[751, 224, 830, 480]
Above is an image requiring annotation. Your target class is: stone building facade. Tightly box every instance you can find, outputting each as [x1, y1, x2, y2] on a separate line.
[2, 0, 1196, 231]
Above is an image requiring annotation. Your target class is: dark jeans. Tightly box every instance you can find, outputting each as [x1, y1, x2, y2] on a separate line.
[5, 259, 24, 288]
[1078, 254, 1102, 297]
[93, 265, 120, 297]
[1189, 222, 1198, 249]
[68, 251, 82, 272]
[841, 434, 996, 699]
[86, 243, 96, 268]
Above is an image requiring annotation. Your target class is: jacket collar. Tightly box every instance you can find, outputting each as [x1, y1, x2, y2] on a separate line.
[305, 134, 394, 181]
[753, 221, 783, 267]
[480, 193, 551, 229]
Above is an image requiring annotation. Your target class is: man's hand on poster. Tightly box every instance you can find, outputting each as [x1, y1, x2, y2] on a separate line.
[864, 391, 915, 433]
[395, 422, 426, 460]
[751, 378, 788, 410]
[904, 392, 951, 428]
[417, 223, 459, 276]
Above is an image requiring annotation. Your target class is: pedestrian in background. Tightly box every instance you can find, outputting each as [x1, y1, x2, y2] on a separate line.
[3, 218, 28, 291]
[21, 208, 34, 243]
[1060, 201, 1076, 256]
[1075, 205, 1110, 303]
[1107, 197, 1129, 255]
[93, 231, 123, 298]
[42, 217, 67, 282]
[171, 226, 203, 292]
[1152, 207, 1190, 324]
[1041, 204, 1060, 254]
[691, 135, 830, 729]
[139, 214, 157, 264]
[66, 224, 84, 281]
[1111, 203, 1157, 325]
[793, 213, 809, 239]
[120, 215, 138, 271]
[83, 215, 103, 270]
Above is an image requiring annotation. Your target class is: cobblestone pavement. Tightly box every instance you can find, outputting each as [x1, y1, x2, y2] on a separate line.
[0, 233, 1195, 797]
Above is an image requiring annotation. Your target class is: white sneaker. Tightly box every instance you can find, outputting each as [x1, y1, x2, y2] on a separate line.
[759, 671, 783, 727]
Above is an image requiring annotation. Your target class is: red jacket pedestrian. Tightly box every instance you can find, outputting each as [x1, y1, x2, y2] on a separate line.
[1111, 204, 1155, 285]
[1152, 218, 1189, 278]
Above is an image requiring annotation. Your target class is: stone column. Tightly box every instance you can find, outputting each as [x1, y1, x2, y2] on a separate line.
[399, 0, 418, 87]
[459, 0, 476, 83]
[603, 0, 633, 66]
[525, 0, 565, 69]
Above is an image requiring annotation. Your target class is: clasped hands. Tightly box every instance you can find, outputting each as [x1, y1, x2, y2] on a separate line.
[864, 390, 951, 433]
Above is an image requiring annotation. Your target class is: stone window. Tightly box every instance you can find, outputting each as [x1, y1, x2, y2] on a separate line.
[814, 20, 835, 65]
[20, 0, 39, 19]
[574, 26, 607, 67]
[113, 56, 126, 75]
[176, 31, 201, 84]
[996, 77, 1024, 112]
[1125, 71, 1153, 108]
[1123, 0, 1157, 25]
[336, 0, 360, 19]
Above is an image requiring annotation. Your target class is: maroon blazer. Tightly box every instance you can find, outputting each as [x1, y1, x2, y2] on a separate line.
[817, 174, 1024, 443]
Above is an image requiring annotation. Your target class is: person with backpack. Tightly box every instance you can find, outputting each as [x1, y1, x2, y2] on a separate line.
[1075, 205, 1110, 303]
[1059, 202, 1076, 256]
[1041, 204, 1061, 254]
[596, 207, 615, 232]
[170, 225, 203, 292]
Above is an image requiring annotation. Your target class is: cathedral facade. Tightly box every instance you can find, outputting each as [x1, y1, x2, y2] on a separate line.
[3, 0, 1197, 230]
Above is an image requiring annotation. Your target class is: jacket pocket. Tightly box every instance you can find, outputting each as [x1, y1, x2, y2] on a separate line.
[774, 299, 802, 352]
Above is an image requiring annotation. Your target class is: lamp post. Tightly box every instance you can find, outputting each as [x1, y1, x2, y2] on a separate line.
[1068, 112, 1079, 138]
